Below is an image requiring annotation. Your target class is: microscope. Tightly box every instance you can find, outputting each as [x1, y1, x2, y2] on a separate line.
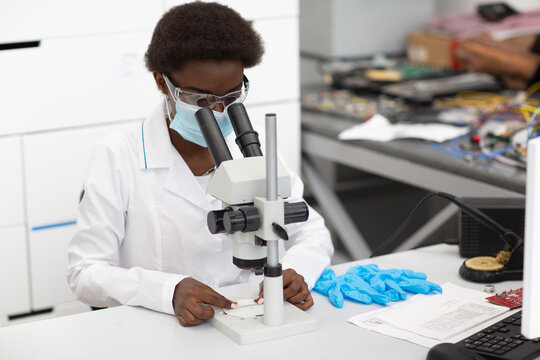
[195, 104, 317, 344]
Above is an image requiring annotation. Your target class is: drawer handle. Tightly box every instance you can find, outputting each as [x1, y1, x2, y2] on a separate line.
[0, 40, 40, 51]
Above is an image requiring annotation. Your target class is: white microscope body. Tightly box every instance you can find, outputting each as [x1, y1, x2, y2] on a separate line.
[197, 104, 317, 344]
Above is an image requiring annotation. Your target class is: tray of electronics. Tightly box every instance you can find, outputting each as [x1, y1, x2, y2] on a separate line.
[302, 55, 540, 168]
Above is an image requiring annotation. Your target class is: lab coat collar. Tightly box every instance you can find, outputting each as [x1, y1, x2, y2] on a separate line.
[138, 100, 175, 170]
[138, 100, 240, 211]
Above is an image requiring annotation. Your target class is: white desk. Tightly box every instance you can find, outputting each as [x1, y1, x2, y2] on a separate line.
[0, 244, 522, 360]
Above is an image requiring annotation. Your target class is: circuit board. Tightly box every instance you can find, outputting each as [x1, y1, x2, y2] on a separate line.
[486, 288, 523, 309]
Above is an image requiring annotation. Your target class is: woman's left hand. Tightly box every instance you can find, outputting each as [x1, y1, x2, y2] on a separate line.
[255, 268, 314, 310]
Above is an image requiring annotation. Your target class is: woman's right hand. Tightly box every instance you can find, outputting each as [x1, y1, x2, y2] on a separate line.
[172, 277, 237, 326]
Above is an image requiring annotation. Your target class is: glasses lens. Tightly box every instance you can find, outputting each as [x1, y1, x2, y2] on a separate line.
[176, 78, 248, 108]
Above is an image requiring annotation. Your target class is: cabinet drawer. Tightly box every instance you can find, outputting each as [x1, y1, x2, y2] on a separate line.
[246, 101, 300, 174]
[23, 122, 137, 227]
[0, 0, 161, 43]
[28, 225, 77, 310]
[0, 136, 24, 227]
[0, 32, 160, 135]
[244, 17, 299, 106]
[0, 227, 31, 316]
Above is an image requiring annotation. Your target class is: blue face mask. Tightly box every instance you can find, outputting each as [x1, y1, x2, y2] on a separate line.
[166, 98, 234, 148]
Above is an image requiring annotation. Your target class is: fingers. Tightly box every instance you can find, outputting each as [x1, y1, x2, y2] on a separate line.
[287, 282, 310, 304]
[173, 277, 235, 327]
[292, 294, 314, 311]
[254, 269, 314, 311]
[177, 307, 212, 327]
[283, 269, 314, 310]
[197, 287, 234, 309]
[282, 269, 304, 299]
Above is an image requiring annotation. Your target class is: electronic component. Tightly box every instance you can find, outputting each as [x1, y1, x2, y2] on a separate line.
[380, 73, 501, 102]
[486, 288, 523, 309]
[459, 197, 525, 258]
[301, 90, 408, 122]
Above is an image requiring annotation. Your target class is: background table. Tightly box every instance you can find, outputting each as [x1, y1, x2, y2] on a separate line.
[300, 109, 526, 259]
[0, 244, 522, 360]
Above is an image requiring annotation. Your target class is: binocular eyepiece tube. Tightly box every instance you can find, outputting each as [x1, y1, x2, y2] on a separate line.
[227, 103, 263, 158]
[195, 107, 233, 168]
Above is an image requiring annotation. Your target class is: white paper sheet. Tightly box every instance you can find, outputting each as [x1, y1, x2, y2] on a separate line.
[337, 113, 470, 143]
[348, 283, 510, 347]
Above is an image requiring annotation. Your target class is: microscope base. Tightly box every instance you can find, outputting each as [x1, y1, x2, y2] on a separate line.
[210, 302, 317, 345]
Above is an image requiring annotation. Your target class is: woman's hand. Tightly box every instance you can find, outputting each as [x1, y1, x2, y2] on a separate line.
[172, 277, 236, 326]
[255, 268, 314, 310]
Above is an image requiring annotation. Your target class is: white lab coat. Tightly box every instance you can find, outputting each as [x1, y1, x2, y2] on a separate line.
[67, 101, 334, 315]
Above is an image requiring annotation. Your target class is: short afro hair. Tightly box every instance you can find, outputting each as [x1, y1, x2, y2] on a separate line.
[145, 1, 264, 74]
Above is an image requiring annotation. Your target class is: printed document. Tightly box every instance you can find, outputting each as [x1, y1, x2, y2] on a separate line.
[349, 283, 510, 347]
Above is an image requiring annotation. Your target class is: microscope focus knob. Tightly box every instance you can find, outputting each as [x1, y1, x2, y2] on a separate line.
[223, 206, 261, 234]
[207, 210, 227, 234]
[284, 201, 309, 224]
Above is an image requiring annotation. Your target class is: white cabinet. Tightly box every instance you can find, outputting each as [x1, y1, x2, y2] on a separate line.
[0, 0, 162, 43]
[0, 33, 160, 136]
[246, 101, 301, 174]
[0, 227, 31, 315]
[23, 122, 136, 310]
[28, 225, 77, 310]
[23, 122, 137, 228]
[244, 17, 300, 106]
[0, 137, 24, 228]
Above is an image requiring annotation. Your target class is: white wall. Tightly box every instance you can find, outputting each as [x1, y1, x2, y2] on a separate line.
[0, 0, 300, 318]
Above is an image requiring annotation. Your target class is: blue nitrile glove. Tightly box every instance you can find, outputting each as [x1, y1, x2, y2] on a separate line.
[314, 269, 394, 307]
[341, 274, 396, 305]
[315, 265, 442, 308]
[314, 269, 345, 307]
[347, 264, 442, 300]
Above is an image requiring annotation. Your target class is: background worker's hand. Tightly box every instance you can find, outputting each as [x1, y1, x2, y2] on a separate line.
[172, 277, 236, 327]
[255, 268, 314, 311]
[455, 36, 540, 90]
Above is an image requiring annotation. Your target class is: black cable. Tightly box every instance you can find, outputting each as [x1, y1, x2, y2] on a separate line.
[370, 193, 439, 258]
[369, 192, 521, 258]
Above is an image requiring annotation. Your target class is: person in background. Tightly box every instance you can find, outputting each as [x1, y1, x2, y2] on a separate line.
[456, 34, 540, 90]
[67, 1, 333, 327]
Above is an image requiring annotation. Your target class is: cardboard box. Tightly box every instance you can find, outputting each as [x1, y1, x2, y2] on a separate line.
[407, 31, 457, 69]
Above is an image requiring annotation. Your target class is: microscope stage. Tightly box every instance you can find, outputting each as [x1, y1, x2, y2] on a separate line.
[210, 302, 317, 345]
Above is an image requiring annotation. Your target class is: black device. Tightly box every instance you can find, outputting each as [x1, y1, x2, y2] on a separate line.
[454, 311, 540, 360]
[478, 3, 518, 22]
[427, 342, 485, 360]
[459, 198, 525, 258]
[370, 192, 524, 283]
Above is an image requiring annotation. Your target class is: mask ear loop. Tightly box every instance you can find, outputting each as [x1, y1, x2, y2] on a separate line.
[164, 95, 174, 123]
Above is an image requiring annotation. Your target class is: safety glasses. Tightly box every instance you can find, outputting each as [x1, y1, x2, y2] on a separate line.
[163, 74, 249, 108]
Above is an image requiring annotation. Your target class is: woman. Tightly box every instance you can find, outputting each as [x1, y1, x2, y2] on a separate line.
[67, 1, 333, 327]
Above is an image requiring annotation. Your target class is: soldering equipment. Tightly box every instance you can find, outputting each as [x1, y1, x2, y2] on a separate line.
[195, 103, 317, 344]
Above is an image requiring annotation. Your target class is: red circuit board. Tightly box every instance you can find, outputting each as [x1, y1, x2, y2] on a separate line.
[486, 288, 523, 309]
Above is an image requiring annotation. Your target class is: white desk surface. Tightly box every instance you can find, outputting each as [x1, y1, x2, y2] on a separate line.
[0, 244, 523, 360]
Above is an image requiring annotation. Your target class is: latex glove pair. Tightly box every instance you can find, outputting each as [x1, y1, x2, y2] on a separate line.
[313, 264, 442, 308]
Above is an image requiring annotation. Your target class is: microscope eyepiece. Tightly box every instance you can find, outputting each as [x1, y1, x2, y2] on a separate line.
[227, 103, 263, 158]
[195, 107, 233, 168]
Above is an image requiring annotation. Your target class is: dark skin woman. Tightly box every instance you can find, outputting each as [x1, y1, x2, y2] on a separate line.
[148, 4, 313, 327]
